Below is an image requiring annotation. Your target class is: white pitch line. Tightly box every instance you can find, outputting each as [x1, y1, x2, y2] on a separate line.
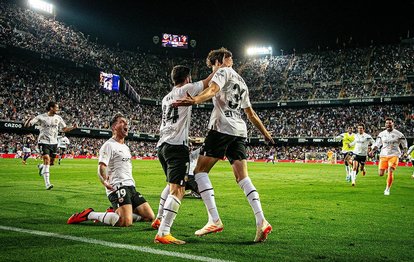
[0, 225, 233, 262]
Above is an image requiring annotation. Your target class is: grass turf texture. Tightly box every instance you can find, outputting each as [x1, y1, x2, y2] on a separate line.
[0, 158, 413, 261]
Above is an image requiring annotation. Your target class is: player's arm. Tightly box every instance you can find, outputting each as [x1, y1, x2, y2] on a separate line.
[334, 134, 344, 141]
[98, 162, 114, 190]
[399, 135, 408, 157]
[244, 107, 274, 144]
[370, 136, 381, 157]
[173, 82, 220, 107]
[62, 123, 78, 133]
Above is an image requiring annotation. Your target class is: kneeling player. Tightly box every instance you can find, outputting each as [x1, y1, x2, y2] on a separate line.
[67, 113, 154, 226]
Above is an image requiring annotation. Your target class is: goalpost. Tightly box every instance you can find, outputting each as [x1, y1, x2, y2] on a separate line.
[304, 152, 337, 164]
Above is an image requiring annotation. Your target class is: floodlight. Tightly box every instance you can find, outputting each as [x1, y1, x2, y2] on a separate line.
[246, 46, 273, 56]
[28, 0, 53, 14]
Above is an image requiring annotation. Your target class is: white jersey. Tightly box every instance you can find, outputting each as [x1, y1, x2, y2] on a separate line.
[208, 67, 251, 137]
[99, 138, 135, 196]
[157, 81, 203, 147]
[189, 148, 201, 175]
[374, 129, 408, 157]
[349, 133, 374, 156]
[57, 136, 70, 148]
[30, 113, 66, 145]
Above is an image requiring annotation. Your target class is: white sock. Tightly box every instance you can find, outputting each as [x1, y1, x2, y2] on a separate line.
[238, 177, 265, 226]
[43, 165, 51, 186]
[156, 184, 170, 219]
[196, 172, 220, 223]
[88, 212, 120, 226]
[132, 213, 142, 222]
[351, 170, 357, 183]
[158, 195, 181, 236]
[345, 165, 350, 177]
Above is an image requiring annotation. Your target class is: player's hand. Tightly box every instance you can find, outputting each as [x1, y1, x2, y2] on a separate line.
[103, 180, 114, 191]
[172, 92, 195, 107]
[72, 123, 78, 129]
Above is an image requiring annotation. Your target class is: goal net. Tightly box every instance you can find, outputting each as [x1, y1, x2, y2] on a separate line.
[304, 152, 337, 164]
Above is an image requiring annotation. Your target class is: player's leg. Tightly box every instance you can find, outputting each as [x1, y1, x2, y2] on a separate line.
[67, 204, 120, 226]
[155, 183, 185, 244]
[231, 159, 272, 242]
[134, 202, 154, 222]
[385, 157, 399, 195]
[40, 144, 53, 189]
[194, 155, 222, 234]
[152, 184, 169, 229]
[58, 148, 62, 165]
[153, 146, 170, 228]
[131, 189, 154, 222]
[344, 153, 351, 182]
[379, 157, 390, 195]
[351, 157, 358, 186]
[155, 144, 187, 244]
[185, 174, 201, 198]
[229, 139, 272, 242]
[360, 161, 366, 176]
[193, 130, 227, 236]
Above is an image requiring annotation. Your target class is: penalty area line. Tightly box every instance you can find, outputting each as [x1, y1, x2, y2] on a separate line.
[0, 225, 233, 262]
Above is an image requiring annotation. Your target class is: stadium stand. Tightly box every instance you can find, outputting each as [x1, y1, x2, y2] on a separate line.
[1, 1, 413, 160]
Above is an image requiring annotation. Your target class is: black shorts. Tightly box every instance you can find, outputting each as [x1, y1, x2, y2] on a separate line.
[352, 154, 367, 165]
[201, 130, 247, 164]
[38, 144, 58, 158]
[108, 186, 147, 209]
[157, 143, 189, 186]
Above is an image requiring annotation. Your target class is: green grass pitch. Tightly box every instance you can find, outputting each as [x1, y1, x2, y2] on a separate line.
[0, 158, 413, 261]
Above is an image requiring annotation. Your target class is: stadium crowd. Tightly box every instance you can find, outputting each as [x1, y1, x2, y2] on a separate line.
[1, 1, 413, 101]
[1, 1, 413, 161]
[1, 55, 413, 138]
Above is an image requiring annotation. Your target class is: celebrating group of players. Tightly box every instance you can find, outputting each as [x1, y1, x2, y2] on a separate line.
[23, 46, 413, 246]
[335, 119, 410, 195]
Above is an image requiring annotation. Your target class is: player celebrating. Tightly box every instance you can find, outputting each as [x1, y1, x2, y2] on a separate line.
[335, 127, 355, 182]
[153, 65, 217, 244]
[21, 134, 35, 165]
[371, 118, 408, 195]
[24, 101, 77, 190]
[174, 47, 274, 243]
[266, 148, 276, 164]
[67, 113, 155, 226]
[57, 133, 70, 165]
[348, 123, 374, 186]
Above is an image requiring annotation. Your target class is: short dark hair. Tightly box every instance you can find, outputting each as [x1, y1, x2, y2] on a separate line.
[357, 123, 365, 129]
[46, 101, 57, 111]
[385, 117, 393, 122]
[206, 47, 232, 68]
[171, 65, 191, 85]
[110, 112, 125, 127]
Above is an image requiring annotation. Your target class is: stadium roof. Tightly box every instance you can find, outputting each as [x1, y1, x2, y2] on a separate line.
[51, 0, 414, 57]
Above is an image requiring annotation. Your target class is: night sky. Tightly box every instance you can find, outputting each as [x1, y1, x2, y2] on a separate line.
[34, 0, 414, 57]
